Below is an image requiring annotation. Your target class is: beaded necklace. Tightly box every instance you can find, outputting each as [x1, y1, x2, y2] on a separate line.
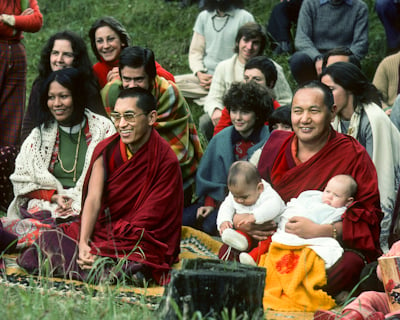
[57, 125, 82, 183]
[212, 14, 230, 33]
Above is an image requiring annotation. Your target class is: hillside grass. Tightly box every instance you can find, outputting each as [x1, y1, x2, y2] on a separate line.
[24, 0, 386, 94]
[22, 0, 387, 126]
[4, 0, 388, 319]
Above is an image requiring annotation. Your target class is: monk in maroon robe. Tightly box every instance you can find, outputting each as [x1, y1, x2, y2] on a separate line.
[234, 81, 382, 297]
[258, 130, 382, 263]
[18, 87, 183, 285]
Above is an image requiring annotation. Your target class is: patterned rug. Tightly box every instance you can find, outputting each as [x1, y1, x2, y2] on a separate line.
[0, 226, 315, 319]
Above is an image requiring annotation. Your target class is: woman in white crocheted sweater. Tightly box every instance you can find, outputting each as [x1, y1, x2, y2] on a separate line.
[2, 68, 115, 247]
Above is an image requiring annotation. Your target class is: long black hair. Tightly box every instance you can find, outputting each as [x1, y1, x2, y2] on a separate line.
[320, 62, 382, 108]
[34, 68, 85, 129]
[29, 30, 106, 119]
[37, 30, 92, 81]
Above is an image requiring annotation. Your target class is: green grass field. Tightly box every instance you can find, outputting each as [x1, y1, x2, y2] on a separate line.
[3, 0, 389, 318]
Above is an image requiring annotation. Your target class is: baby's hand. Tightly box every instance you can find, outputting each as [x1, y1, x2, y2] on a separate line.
[237, 215, 256, 227]
[219, 221, 233, 235]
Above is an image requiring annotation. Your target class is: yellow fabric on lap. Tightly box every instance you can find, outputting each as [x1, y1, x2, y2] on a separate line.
[262, 241, 336, 312]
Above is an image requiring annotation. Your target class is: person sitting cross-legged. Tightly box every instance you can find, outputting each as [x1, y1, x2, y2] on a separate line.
[1, 68, 115, 249]
[17, 87, 184, 285]
[220, 81, 382, 310]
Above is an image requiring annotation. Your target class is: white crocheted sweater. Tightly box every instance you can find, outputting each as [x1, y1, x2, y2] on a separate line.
[7, 109, 116, 219]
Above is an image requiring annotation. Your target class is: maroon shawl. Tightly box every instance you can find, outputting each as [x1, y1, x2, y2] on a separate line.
[63, 129, 183, 281]
[258, 129, 383, 262]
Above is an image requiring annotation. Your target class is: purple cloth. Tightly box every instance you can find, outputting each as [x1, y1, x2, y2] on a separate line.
[17, 229, 148, 284]
[0, 220, 17, 253]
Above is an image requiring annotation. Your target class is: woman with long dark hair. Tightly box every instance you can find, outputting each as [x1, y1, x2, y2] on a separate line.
[321, 61, 400, 252]
[22, 30, 107, 142]
[0, 30, 107, 212]
[2, 68, 115, 249]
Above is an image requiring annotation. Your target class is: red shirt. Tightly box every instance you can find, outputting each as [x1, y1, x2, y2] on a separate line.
[213, 100, 280, 136]
[0, 0, 43, 41]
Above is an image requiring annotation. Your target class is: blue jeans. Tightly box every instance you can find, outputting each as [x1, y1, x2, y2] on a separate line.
[183, 202, 219, 236]
[375, 0, 400, 52]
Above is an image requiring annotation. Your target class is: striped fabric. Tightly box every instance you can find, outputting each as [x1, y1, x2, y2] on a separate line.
[0, 42, 26, 146]
[102, 76, 204, 190]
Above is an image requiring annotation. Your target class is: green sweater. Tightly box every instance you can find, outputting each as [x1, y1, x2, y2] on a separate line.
[53, 127, 88, 188]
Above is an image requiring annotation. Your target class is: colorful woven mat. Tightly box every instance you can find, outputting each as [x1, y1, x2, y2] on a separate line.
[0, 226, 316, 319]
[0, 227, 222, 309]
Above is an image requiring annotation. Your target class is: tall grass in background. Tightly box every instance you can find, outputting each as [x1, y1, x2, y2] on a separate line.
[6, 0, 387, 318]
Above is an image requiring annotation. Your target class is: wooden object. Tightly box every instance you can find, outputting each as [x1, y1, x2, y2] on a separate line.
[378, 256, 400, 312]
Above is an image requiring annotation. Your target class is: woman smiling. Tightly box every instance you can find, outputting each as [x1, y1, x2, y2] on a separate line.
[183, 81, 274, 235]
[2, 68, 115, 249]
[89, 16, 174, 89]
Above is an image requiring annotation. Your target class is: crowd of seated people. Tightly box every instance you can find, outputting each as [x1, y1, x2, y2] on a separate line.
[3, 0, 400, 318]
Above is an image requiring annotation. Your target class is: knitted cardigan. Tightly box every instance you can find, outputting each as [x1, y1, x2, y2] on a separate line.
[7, 109, 116, 219]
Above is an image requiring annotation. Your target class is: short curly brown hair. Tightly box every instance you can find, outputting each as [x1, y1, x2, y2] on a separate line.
[223, 81, 274, 130]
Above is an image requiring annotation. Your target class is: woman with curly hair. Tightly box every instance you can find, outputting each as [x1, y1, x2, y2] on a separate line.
[22, 30, 107, 142]
[183, 81, 274, 236]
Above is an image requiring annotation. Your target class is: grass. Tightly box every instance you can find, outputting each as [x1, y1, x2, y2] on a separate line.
[0, 283, 154, 320]
[23, 0, 386, 94]
[4, 0, 388, 318]
[22, 0, 386, 127]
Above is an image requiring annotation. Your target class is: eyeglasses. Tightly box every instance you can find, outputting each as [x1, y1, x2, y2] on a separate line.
[110, 112, 146, 123]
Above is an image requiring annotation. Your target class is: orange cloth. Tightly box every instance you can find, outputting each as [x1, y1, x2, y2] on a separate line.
[261, 241, 336, 312]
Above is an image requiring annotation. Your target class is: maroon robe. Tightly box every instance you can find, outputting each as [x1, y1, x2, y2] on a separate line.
[259, 129, 382, 262]
[62, 129, 183, 283]
[258, 129, 383, 296]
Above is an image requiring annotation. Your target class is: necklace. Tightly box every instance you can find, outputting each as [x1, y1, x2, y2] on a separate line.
[212, 14, 230, 33]
[57, 126, 82, 183]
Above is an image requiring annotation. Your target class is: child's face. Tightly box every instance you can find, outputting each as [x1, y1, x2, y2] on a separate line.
[322, 177, 353, 208]
[229, 181, 263, 206]
[272, 122, 292, 132]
